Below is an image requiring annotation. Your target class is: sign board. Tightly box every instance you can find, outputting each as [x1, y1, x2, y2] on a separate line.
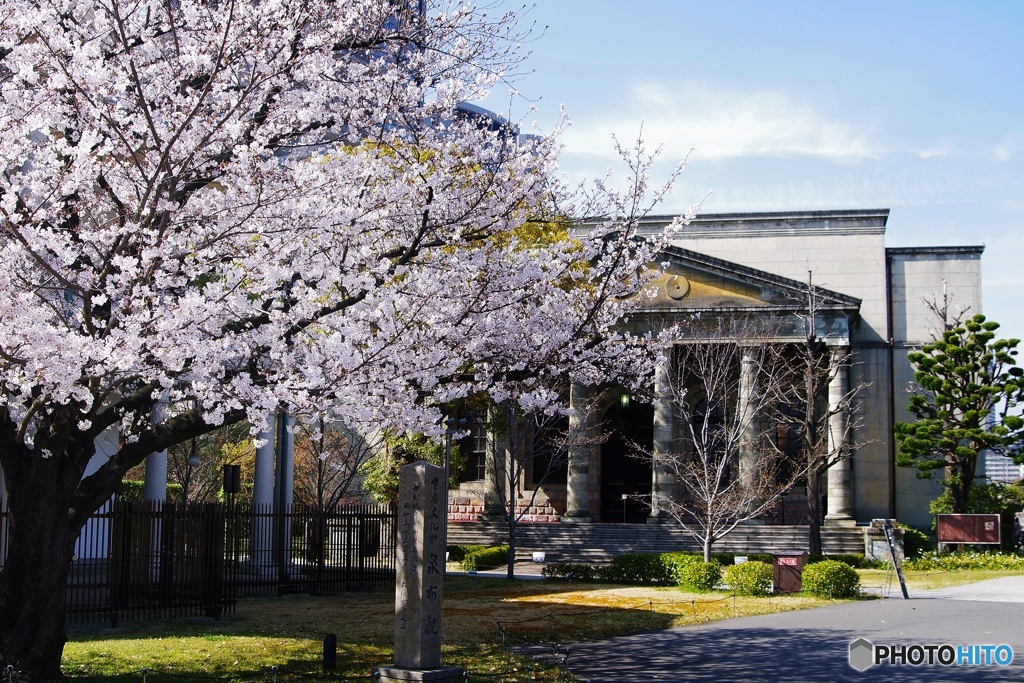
[937, 514, 1001, 545]
[777, 557, 799, 566]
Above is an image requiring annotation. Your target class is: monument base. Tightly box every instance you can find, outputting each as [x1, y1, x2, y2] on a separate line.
[373, 666, 464, 682]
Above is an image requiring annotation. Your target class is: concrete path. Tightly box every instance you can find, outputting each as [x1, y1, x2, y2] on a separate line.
[915, 575, 1024, 603]
[515, 576, 1024, 682]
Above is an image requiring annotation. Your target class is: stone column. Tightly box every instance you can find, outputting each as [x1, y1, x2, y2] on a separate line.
[563, 383, 592, 522]
[274, 411, 295, 575]
[143, 398, 169, 503]
[649, 357, 674, 521]
[250, 411, 277, 573]
[737, 349, 763, 520]
[482, 406, 508, 520]
[375, 462, 462, 682]
[74, 427, 120, 563]
[142, 398, 169, 579]
[825, 346, 855, 524]
[737, 350, 758, 488]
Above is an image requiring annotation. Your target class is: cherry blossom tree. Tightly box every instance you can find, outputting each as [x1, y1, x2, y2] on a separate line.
[0, 0, 687, 677]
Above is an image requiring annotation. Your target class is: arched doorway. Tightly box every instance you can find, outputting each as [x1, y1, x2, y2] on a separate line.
[600, 401, 653, 523]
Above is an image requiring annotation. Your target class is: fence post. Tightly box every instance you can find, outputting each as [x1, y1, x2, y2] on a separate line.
[323, 633, 337, 672]
[68, 501, 397, 623]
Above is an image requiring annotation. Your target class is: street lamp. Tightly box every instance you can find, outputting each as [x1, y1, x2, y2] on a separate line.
[181, 448, 201, 506]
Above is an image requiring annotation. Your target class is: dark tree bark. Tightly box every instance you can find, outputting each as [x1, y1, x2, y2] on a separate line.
[0, 405, 243, 681]
[806, 468, 823, 555]
[0, 435, 90, 682]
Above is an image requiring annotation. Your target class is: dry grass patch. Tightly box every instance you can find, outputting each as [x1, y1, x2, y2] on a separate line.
[494, 584, 833, 644]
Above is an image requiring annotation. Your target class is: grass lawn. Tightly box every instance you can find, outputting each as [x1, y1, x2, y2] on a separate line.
[63, 575, 837, 682]
[857, 567, 1024, 592]
[64, 567, 1024, 681]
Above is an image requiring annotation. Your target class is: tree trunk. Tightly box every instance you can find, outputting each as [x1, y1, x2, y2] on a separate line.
[506, 519, 517, 580]
[0, 484, 80, 681]
[950, 461, 973, 515]
[703, 534, 712, 563]
[807, 470, 823, 555]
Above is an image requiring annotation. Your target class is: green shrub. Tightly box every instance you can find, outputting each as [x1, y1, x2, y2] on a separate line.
[747, 553, 774, 565]
[657, 552, 700, 585]
[801, 559, 860, 598]
[602, 553, 674, 585]
[117, 480, 185, 503]
[724, 561, 774, 596]
[542, 562, 601, 581]
[446, 544, 486, 563]
[904, 551, 1024, 572]
[679, 560, 721, 592]
[461, 545, 509, 571]
[899, 525, 934, 559]
[806, 553, 872, 569]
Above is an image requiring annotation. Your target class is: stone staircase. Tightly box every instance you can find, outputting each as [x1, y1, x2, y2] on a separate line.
[448, 520, 865, 564]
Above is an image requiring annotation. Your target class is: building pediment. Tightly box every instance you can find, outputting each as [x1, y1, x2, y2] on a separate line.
[639, 245, 861, 314]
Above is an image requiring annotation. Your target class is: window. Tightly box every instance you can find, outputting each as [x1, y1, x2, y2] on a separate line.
[457, 417, 487, 483]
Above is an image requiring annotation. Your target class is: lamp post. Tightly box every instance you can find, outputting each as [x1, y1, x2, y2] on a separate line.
[182, 448, 200, 506]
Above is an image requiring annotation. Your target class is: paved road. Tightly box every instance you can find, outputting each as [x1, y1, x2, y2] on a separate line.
[516, 577, 1024, 682]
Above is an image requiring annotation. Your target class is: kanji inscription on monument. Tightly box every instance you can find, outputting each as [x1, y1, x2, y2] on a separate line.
[394, 461, 447, 669]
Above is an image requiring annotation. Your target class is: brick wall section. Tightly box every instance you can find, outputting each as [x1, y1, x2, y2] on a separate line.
[446, 496, 562, 523]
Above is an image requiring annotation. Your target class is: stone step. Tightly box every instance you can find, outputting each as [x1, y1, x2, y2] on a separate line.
[448, 521, 864, 562]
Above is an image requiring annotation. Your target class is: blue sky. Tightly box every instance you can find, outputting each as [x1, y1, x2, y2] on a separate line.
[479, 1, 1024, 341]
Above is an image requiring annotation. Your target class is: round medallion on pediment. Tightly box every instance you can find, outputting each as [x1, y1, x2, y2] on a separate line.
[665, 275, 690, 300]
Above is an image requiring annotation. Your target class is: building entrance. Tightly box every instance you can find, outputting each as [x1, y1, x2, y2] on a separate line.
[600, 401, 653, 523]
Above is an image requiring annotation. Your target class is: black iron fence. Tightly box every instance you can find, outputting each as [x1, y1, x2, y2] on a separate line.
[1, 501, 395, 626]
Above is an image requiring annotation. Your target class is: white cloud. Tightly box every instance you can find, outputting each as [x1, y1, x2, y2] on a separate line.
[561, 80, 881, 162]
[918, 144, 951, 159]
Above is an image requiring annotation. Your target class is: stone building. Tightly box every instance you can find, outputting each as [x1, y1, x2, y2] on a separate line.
[448, 209, 984, 531]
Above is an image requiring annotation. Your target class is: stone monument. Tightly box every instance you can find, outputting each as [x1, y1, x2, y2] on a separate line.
[374, 461, 462, 682]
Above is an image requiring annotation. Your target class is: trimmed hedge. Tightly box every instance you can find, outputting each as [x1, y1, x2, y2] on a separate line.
[446, 544, 486, 563]
[662, 552, 702, 585]
[461, 545, 509, 571]
[679, 561, 722, 592]
[539, 550, 876, 589]
[801, 559, 860, 598]
[724, 561, 774, 596]
[117, 480, 185, 503]
[806, 553, 875, 569]
[603, 553, 675, 585]
[542, 562, 602, 581]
